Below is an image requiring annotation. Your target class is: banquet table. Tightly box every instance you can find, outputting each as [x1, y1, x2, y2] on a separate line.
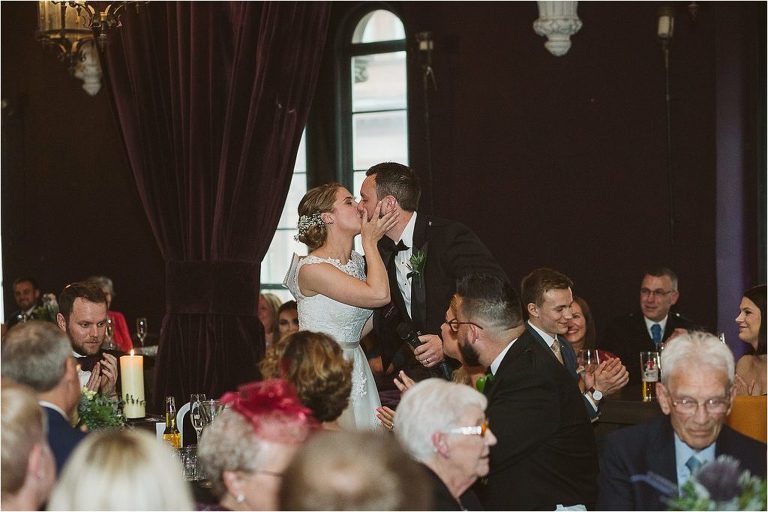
[594, 384, 664, 439]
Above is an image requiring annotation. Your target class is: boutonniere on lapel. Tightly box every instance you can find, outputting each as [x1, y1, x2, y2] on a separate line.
[407, 250, 427, 280]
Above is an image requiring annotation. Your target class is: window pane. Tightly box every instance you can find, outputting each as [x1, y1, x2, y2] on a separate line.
[352, 110, 409, 169]
[352, 52, 406, 111]
[352, 10, 405, 44]
[277, 171, 307, 229]
[260, 230, 307, 286]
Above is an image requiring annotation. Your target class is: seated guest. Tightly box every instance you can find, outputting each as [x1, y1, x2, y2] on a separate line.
[597, 331, 767, 511]
[279, 430, 431, 510]
[1, 321, 84, 473]
[565, 295, 620, 362]
[6, 276, 42, 329]
[260, 331, 352, 430]
[600, 267, 698, 385]
[47, 429, 193, 510]
[198, 379, 315, 510]
[258, 293, 282, 349]
[277, 300, 300, 338]
[1, 381, 56, 511]
[395, 378, 494, 510]
[733, 284, 766, 396]
[86, 275, 133, 352]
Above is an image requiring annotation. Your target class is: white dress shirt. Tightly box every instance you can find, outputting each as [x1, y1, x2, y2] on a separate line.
[394, 212, 418, 318]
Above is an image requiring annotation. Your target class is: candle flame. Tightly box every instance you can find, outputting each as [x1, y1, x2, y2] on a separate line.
[130, 349, 134, 356]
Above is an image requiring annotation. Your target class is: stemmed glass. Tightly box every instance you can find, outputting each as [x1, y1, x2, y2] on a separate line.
[102, 318, 117, 350]
[189, 394, 207, 443]
[200, 399, 225, 431]
[136, 317, 148, 348]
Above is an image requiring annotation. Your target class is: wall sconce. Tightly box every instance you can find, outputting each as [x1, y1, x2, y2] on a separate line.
[533, 1, 583, 57]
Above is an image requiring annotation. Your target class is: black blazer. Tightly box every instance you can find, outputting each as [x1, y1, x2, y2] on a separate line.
[599, 311, 699, 385]
[43, 405, 87, 474]
[597, 415, 767, 511]
[475, 329, 598, 510]
[373, 213, 507, 371]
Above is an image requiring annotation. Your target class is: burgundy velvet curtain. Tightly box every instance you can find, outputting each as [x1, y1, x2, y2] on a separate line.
[102, 2, 330, 409]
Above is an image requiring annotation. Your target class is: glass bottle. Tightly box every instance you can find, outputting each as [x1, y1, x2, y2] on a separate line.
[163, 396, 181, 449]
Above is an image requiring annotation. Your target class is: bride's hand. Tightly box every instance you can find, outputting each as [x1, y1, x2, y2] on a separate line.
[361, 200, 398, 245]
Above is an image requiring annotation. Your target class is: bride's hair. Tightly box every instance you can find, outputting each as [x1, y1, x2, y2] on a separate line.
[297, 183, 341, 251]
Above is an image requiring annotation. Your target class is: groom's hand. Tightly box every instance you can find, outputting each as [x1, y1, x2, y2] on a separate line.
[414, 334, 444, 368]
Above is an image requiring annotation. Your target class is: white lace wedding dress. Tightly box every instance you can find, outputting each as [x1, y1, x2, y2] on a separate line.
[284, 251, 382, 431]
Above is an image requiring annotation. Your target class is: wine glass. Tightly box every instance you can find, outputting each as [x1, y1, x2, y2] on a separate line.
[189, 394, 207, 443]
[577, 349, 600, 375]
[102, 318, 117, 351]
[136, 317, 148, 348]
[200, 399, 225, 431]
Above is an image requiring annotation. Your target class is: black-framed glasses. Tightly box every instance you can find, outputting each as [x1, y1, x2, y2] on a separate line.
[670, 396, 730, 416]
[444, 318, 484, 333]
[640, 288, 675, 298]
[446, 419, 489, 438]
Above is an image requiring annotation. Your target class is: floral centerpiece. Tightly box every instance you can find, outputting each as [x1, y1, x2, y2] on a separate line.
[77, 388, 125, 431]
[31, 293, 59, 323]
[667, 455, 766, 511]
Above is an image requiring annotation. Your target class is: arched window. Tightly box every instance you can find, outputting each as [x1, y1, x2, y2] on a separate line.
[339, 8, 409, 196]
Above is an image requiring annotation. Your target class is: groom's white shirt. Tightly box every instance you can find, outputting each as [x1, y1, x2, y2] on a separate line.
[394, 211, 417, 318]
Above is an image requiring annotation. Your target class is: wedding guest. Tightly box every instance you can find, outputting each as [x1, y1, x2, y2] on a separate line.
[1, 381, 56, 511]
[277, 300, 300, 338]
[6, 276, 42, 329]
[47, 429, 193, 510]
[395, 379, 494, 510]
[260, 331, 352, 430]
[565, 295, 620, 362]
[258, 293, 282, 348]
[198, 379, 315, 510]
[279, 430, 431, 510]
[600, 267, 699, 384]
[733, 284, 766, 396]
[55, 282, 117, 396]
[1, 321, 84, 473]
[86, 276, 133, 352]
[597, 331, 766, 510]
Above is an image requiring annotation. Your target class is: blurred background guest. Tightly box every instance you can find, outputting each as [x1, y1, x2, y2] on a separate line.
[277, 300, 299, 338]
[734, 284, 766, 396]
[47, 429, 193, 510]
[198, 379, 314, 510]
[1, 321, 84, 473]
[565, 296, 619, 362]
[260, 331, 352, 430]
[258, 293, 282, 349]
[1, 381, 56, 511]
[87, 275, 132, 352]
[6, 276, 42, 329]
[279, 430, 431, 510]
[395, 379, 494, 510]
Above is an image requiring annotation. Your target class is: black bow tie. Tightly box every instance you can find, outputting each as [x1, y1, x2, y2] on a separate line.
[395, 240, 409, 252]
[75, 353, 101, 372]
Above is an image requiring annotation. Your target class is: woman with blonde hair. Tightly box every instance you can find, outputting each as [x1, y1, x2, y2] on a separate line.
[284, 183, 397, 430]
[258, 292, 283, 348]
[47, 429, 193, 510]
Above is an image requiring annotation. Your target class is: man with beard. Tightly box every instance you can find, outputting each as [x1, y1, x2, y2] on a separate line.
[455, 273, 598, 510]
[6, 277, 42, 329]
[55, 282, 117, 397]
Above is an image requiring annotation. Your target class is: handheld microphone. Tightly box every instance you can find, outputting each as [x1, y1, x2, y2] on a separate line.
[396, 323, 453, 381]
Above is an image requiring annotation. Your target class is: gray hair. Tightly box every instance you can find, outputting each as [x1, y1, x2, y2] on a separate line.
[1, 321, 72, 392]
[394, 379, 488, 463]
[86, 275, 115, 298]
[660, 331, 735, 386]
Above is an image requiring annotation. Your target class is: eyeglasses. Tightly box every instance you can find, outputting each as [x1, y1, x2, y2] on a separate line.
[446, 419, 489, 437]
[670, 396, 730, 415]
[640, 288, 675, 298]
[444, 318, 484, 333]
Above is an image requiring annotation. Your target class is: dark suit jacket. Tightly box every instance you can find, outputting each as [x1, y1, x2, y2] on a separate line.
[599, 311, 698, 385]
[423, 464, 483, 511]
[474, 329, 598, 510]
[43, 405, 87, 474]
[597, 415, 767, 511]
[373, 213, 507, 371]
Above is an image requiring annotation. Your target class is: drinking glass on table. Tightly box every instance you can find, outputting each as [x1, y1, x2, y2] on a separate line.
[136, 317, 148, 348]
[200, 399, 225, 432]
[577, 349, 600, 375]
[189, 394, 207, 443]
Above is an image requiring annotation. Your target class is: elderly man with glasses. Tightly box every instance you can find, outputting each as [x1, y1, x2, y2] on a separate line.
[597, 331, 767, 510]
[600, 267, 700, 385]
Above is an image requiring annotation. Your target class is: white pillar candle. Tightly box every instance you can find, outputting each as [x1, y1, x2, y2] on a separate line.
[120, 350, 145, 418]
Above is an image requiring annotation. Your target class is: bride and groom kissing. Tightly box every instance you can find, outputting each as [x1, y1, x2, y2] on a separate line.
[284, 161, 506, 431]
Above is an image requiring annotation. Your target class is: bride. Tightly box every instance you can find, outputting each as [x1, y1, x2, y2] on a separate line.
[284, 182, 398, 431]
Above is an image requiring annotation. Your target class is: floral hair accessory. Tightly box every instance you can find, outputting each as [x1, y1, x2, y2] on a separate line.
[294, 212, 324, 241]
[220, 379, 316, 442]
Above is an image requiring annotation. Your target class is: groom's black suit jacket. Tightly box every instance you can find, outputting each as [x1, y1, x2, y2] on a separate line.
[475, 329, 599, 510]
[372, 213, 507, 372]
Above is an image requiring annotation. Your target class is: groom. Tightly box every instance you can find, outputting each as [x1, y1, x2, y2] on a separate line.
[358, 162, 508, 379]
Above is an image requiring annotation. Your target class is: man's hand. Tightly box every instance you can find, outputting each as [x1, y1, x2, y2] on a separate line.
[97, 353, 118, 397]
[413, 334, 444, 368]
[585, 357, 629, 396]
[393, 370, 416, 394]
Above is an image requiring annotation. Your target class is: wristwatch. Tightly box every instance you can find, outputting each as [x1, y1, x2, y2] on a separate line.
[589, 387, 603, 401]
